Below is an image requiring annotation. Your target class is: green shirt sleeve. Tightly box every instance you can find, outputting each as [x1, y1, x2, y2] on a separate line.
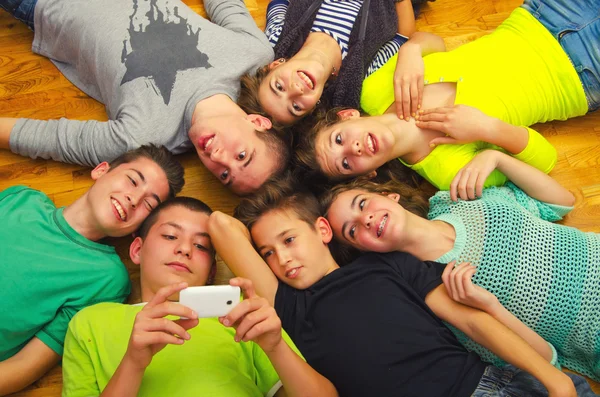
[36, 306, 78, 356]
[512, 127, 557, 174]
[62, 311, 102, 397]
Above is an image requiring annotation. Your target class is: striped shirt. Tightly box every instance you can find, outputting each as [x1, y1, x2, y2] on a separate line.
[265, 0, 408, 77]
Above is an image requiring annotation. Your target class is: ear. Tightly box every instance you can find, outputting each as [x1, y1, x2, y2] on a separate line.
[268, 58, 285, 71]
[247, 114, 273, 131]
[315, 216, 333, 244]
[336, 109, 360, 121]
[365, 170, 377, 179]
[91, 161, 110, 181]
[386, 193, 400, 203]
[129, 236, 144, 266]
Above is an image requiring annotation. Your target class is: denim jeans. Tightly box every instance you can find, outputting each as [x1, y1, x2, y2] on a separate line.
[471, 365, 598, 397]
[522, 0, 600, 112]
[0, 0, 37, 30]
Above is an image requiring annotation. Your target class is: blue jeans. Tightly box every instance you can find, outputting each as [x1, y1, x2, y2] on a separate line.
[472, 365, 598, 397]
[522, 0, 600, 112]
[0, 0, 37, 30]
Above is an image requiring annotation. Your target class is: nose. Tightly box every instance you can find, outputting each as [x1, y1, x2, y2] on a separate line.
[361, 213, 374, 228]
[276, 249, 292, 267]
[351, 140, 362, 156]
[176, 240, 192, 259]
[291, 79, 304, 95]
[210, 147, 227, 164]
[125, 193, 141, 209]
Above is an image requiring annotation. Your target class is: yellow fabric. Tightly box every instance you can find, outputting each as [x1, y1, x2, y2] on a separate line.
[360, 7, 587, 190]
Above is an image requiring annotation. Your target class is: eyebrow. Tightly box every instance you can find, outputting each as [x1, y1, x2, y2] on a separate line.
[161, 222, 210, 238]
[243, 149, 255, 169]
[340, 194, 360, 240]
[257, 228, 293, 251]
[130, 168, 162, 204]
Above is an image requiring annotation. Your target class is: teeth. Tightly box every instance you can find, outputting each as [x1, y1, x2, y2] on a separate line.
[112, 198, 126, 221]
[204, 137, 214, 151]
[298, 71, 313, 89]
[286, 268, 299, 278]
[377, 215, 387, 237]
[367, 134, 375, 153]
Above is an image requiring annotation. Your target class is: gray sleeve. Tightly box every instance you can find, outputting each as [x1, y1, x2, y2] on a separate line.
[204, 0, 264, 37]
[9, 117, 142, 166]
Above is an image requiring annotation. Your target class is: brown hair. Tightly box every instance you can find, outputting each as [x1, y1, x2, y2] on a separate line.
[234, 172, 321, 232]
[109, 145, 184, 199]
[253, 129, 293, 191]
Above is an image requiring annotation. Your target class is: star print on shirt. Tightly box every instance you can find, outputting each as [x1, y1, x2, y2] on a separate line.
[120, 0, 212, 105]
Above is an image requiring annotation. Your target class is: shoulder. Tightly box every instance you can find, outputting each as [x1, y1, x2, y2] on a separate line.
[0, 185, 51, 205]
[70, 302, 131, 330]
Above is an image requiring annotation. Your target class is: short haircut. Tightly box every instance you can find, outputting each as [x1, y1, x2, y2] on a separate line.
[234, 172, 321, 232]
[136, 196, 213, 240]
[109, 145, 185, 199]
[237, 65, 275, 124]
[252, 129, 293, 191]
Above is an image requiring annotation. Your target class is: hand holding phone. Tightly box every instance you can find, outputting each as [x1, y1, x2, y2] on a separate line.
[179, 285, 241, 318]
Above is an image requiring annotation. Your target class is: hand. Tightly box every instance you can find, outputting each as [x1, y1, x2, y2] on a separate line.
[220, 278, 282, 353]
[441, 261, 498, 312]
[450, 150, 500, 202]
[416, 105, 497, 146]
[394, 43, 425, 120]
[123, 282, 199, 371]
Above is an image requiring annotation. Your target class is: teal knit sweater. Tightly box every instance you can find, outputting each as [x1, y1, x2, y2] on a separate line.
[429, 183, 600, 381]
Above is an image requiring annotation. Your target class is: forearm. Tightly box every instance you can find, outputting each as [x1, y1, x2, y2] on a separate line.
[465, 312, 570, 393]
[486, 301, 552, 362]
[100, 356, 144, 397]
[401, 32, 445, 56]
[267, 341, 338, 397]
[0, 359, 37, 395]
[494, 151, 575, 206]
[482, 119, 529, 154]
[0, 117, 18, 150]
[395, 0, 416, 37]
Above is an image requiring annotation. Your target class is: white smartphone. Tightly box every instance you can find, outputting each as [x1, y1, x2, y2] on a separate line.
[179, 285, 241, 318]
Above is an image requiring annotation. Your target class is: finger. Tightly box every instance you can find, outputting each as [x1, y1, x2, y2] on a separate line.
[234, 306, 273, 342]
[417, 76, 424, 113]
[146, 301, 197, 320]
[242, 316, 281, 343]
[428, 137, 459, 147]
[457, 169, 471, 201]
[410, 79, 419, 117]
[418, 106, 452, 116]
[229, 277, 255, 299]
[402, 81, 411, 120]
[174, 318, 200, 331]
[146, 282, 188, 309]
[394, 80, 404, 120]
[415, 111, 448, 123]
[415, 120, 448, 134]
[142, 317, 191, 340]
[450, 169, 463, 202]
[133, 331, 185, 348]
[466, 169, 480, 200]
[453, 263, 471, 299]
[461, 266, 477, 292]
[222, 297, 267, 328]
[441, 261, 456, 294]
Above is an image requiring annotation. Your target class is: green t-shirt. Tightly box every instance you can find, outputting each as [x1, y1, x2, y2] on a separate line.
[360, 7, 588, 190]
[0, 186, 130, 359]
[63, 303, 294, 397]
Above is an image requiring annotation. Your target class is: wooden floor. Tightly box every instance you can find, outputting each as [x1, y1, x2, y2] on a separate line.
[1, 0, 598, 394]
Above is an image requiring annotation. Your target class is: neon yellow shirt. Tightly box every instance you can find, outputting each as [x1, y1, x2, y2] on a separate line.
[63, 303, 300, 397]
[360, 7, 588, 190]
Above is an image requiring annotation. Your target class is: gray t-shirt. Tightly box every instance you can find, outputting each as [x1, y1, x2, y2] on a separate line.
[10, 0, 273, 166]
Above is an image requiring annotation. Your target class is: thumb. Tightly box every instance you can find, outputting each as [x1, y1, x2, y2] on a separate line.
[429, 137, 458, 147]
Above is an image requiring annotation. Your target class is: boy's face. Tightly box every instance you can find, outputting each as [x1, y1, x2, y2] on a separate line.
[88, 157, 171, 237]
[327, 189, 405, 253]
[130, 205, 215, 299]
[315, 114, 395, 179]
[251, 209, 335, 290]
[190, 114, 279, 195]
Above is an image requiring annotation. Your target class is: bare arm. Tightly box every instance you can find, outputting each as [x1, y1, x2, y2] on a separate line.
[0, 118, 17, 150]
[0, 337, 60, 396]
[395, 0, 416, 37]
[426, 285, 576, 396]
[208, 211, 279, 305]
[442, 262, 553, 362]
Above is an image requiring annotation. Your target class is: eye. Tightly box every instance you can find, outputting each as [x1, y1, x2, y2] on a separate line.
[275, 82, 283, 91]
[292, 103, 301, 112]
[262, 250, 273, 259]
[349, 225, 356, 239]
[359, 198, 365, 211]
[335, 133, 342, 145]
[162, 234, 176, 241]
[237, 151, 246, 160]
[342, 158, 350, 170]
[220, 169, 229, 181]
[144, 200, 154, 211]
[194, 243, 209, 252]
[284, 236, 295, 244]
[128, 176, 137, 187]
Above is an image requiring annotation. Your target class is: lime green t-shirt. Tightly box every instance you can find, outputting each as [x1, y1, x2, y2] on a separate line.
[0, 186, 130, 360]
[63, 303, 301, 397]
[360, 7, 588, 190]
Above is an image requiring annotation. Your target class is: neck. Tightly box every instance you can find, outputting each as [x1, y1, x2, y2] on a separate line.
[140, 280, 154, 303]
[192, 94, 246, 125]
[377, 113, 445, 164]
[62, 194, 106, 241]
[295, 32, 342, 82]
[392, 213, 455, 261]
